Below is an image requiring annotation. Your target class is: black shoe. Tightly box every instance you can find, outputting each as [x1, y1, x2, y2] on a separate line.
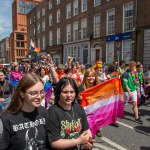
[135, 118, 143, 124]
[110, 123, 119, 127]
[96, 130, 103, 138]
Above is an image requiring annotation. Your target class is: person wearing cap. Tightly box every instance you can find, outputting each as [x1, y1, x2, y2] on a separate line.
[93, 61, 107, 82]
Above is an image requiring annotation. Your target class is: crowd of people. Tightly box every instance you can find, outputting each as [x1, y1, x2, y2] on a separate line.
[0, 53, 150, 149]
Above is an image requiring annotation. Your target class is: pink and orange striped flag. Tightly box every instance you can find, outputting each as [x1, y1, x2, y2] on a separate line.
[80, 78, 124, 137]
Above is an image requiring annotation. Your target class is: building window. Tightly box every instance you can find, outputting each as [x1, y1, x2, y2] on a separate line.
[94, 0, 101, 7]
[29, 18, 32, 24]
[57, 9, 60, 23]
[38, 38, 40, 48]
[81, 0, 87, 12]
[107, 8, 115, 35]
[106, 41, 114, 64]
[73, 0, 78, 16]
[42, 8, 45, 16]
[123, 2, 133, 32]
[66, 24, 71, 42]
[37, 11, 40, 19]
[42, 20, 45, 31]
[122, 39, 132, 63]
[49, 14, 52, 26]
[49, 0, 52, 10]
[56, 0, 60, 5]
[42, 36, 45, 50]
[81, 18, 87, 39]
[16, 33, 24, 40]
[49, 31, 53, 46]
[94, 14, 100, 37]
[66, 3, 71, 19]
[57, 28, 61, 44]
[73, 21, 78, 41]
[37, 23, 40, 33]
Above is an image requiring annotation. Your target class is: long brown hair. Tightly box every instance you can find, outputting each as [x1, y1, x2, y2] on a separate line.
[82, 68, 99, 89]
[5, 73, 44, 114]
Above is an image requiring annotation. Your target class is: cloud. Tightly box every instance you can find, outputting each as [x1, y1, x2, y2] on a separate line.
[0, 0, 12, 39]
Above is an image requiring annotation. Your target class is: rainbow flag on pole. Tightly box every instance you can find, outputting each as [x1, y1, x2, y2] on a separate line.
[80, 78, 124, 137]
[30, 39, 40, 53]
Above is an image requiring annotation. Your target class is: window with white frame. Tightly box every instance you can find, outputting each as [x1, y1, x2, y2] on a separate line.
[94, 14, 100, 37]
[106, 41, 114, 64]
[122, 39, 132, 63]
[42, 36, 45, 50]
[56, 0, 60, 5]
[123, 2, 133, 32]
[38, 38, 40, 48]
[73, 0, 78, 16]
[49, 31, 53, 46]
[73, 21, 78, 41]
[37, 23, 40, 33]
[81, 0, 87, 12]
[65, 46, 78, 59]
[42, 20, 45, 31]
[34, 27, 35, 35]
[37, 11, 40, 19]
[42, 8, 45, 16]
[81, 18, 87, 39]
[94, 0, 101, 7]
[107, 8, 115, 35]
[49, 14, 52, 26]
[49, 0, 52, 10]
[66, 24, 71, 42]
[57, 28, 61, 44]
[29, 18, 31, 24]
[57, 9, 60, 23]
[66, 3, 71, 19]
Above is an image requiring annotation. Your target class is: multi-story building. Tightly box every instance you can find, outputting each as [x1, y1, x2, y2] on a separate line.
[27, 0, 150, 67]
[10, 0, 41, 62]
[0, 37, 11, 63]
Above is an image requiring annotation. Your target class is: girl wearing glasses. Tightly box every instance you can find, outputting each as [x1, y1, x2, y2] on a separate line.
[0, 73, 50, 150]
[47, 77, 93, 149]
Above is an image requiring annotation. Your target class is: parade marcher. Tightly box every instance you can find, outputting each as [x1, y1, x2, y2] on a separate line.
[122, 61, 143, 124]
[38, 67, 49, 84]
[94, 61, 107, 82]
[118, 60, 126, 78]
[144, 67, 150, 99]
[0, 73, 50, 149]
[68, 63, 82, 86]
[78, 68, 103, 137]
[47, 77, 94, 149]
[10, 64, 24, 87]
[136, 64, 145, 106]
[56, 64, 66, 79]
[0, 70, 13, 113]
[107, 64, 119, 79]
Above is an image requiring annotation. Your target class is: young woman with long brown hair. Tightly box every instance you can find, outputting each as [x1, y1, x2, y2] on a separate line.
[0, 73, 50, 150]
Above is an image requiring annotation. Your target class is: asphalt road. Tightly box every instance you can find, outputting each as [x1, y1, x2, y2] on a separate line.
[93, 99, 150, 150]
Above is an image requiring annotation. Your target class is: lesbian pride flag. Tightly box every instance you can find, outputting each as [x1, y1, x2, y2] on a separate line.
[80, 78, 124, 137]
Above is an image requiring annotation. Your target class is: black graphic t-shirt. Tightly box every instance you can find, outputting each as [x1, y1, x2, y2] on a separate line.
[0, 106, 50, 150]
[47, 102, 89, 149]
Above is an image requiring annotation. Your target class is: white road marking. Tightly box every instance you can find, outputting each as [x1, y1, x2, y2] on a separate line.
[94, 143, 115, 150]
[101, 137, 128, 150]
[116, 121, 150, 136]
[116, 121, 134, 129]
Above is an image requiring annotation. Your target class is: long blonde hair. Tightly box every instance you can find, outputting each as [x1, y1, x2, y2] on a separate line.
[5, 73, 43, 114]
[82, 68, 99, 89]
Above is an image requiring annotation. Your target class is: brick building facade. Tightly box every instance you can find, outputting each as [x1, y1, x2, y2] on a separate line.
[10, 0, 41, 62]
[27, 0, 150, 67]
[0, 37, 11, 63]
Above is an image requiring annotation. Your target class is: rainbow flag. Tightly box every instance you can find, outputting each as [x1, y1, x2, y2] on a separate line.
[80, 78, 124, 137]
[30, 39, 40, 53]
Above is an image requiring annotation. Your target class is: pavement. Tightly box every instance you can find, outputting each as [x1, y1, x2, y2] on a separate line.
[92, 99, 150, 150]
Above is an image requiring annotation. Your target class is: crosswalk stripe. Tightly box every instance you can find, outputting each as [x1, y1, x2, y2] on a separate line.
[94, 143, 115, 150]
[101, 137, 128, 150]
[117, 121, 150, 136]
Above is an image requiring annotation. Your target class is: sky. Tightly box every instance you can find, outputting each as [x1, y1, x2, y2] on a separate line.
[0, 0, 12, 40]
